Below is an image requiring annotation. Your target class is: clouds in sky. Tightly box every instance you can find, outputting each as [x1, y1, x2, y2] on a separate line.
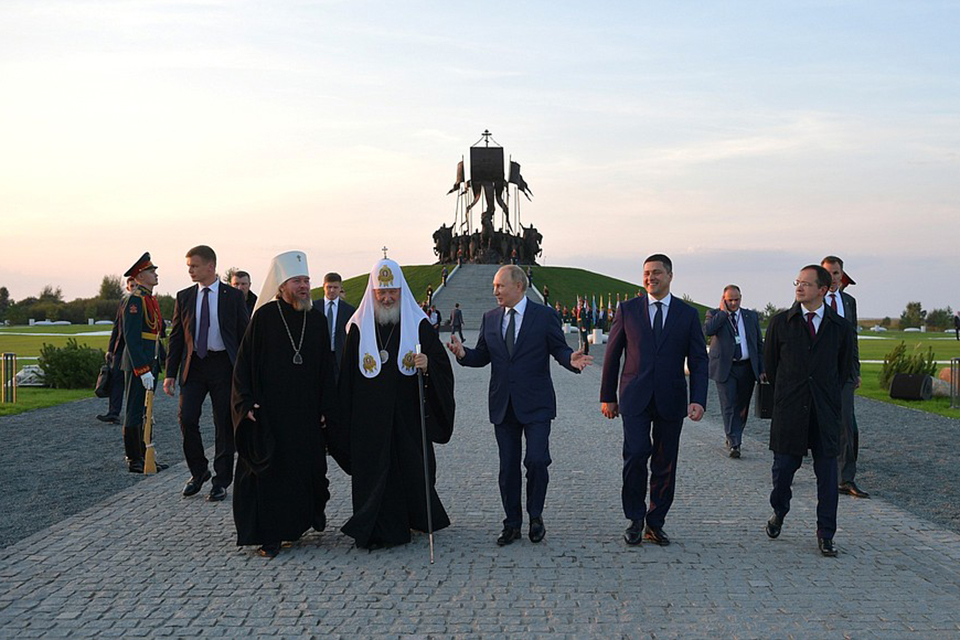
[1, 1, 958, 316]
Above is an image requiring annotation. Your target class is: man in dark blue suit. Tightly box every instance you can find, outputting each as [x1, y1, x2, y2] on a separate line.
[447, 265, 592, 546]
[600, 254, 709, 546]
[312, 272, 356, 383]
[704, 285, 765, 458]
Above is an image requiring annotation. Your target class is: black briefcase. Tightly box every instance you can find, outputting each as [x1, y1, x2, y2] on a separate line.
[94, 364, 113, 398]
[754, 381, 773, 419]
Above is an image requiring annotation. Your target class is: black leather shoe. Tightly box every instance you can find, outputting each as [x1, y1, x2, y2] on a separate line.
[529, 517, 545, 543]
[97, 414, 120, 424]
[207, 485, 227, 502]
[643, 524, 670, 546]
[497, 526, 521, 547]
[183, 470, 212, 497]
[766, 514, 783, 539]
[128, 460, 144, 473]
[624, 520, 643, 546]
[729, 446, 741, 459]
[258, 542, 280, 558]
[838, 482, 870, 499]
[155, 461, 169, 471]
[818, 537, 838, 557]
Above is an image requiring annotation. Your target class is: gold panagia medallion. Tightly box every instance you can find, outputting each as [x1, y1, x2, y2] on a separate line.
[362, 353, 378, 373]
[377, 266, 394, 288]
[401, 350, 416, 371]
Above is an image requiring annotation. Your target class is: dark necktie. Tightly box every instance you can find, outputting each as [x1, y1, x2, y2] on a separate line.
[197, 287, 211, 358]
[731, 312, 742, 360]
[653, 301, 663, 341]
[806, 311, 816, 339]
[830, 293, 838, 312]
[327, 301, 335, 350]
[505, 308, 517, 357]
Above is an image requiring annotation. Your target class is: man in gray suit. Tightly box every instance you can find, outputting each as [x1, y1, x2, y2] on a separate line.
[704, 285, 764, 458]
[822, 256, 869, 498]
[450, 303, 465, 341]
[313, 272, 356, 383]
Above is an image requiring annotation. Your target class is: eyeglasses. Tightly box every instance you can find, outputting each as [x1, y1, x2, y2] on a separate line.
[793, 280, 818, 289]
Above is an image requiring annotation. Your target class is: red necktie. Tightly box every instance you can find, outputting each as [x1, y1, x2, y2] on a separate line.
[830, 293, 838, 312]
[806, 312, 816, 338]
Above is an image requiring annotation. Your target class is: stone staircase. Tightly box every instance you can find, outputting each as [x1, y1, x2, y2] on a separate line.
[431, 264, 543, 330]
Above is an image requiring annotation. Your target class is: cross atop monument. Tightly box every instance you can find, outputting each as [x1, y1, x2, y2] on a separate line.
[382, 246, 389, 259]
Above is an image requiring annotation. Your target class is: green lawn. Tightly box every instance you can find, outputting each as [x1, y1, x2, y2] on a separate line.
[857, 362, 960, 419]
[855, 330, 960, 362]
[0, 331, 110, 358]
[0, 387, 96, 417]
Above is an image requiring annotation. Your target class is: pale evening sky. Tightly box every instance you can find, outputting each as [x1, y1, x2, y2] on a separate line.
[2, 1, 958, 318]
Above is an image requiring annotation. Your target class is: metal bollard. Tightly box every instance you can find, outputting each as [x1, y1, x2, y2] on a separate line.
[1, 352, 16, 404]
[951, 357, 960, 410]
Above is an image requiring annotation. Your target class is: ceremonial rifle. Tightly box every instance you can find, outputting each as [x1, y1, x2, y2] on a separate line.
[142, 335, 160, 475]
[415, 344, 435, 564]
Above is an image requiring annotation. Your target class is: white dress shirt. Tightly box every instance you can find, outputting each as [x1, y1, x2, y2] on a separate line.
[195, 279, 225, 352]
[648, 293, 672, 328]
[800, 303, 825, 334]
[731, 310, 750, 361]
[827, 290, 846, 318]
[324, 297, 339, 350]
[502, 295, 528, 340]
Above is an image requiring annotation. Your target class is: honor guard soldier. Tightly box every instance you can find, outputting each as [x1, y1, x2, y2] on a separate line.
[121, 253, 169, 473]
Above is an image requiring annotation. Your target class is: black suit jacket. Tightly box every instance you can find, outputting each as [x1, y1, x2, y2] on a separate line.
[165, 283, 249, 385]
[313, 297, 356, 376]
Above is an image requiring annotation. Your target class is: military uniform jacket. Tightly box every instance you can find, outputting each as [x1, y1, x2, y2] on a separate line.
[121, 286, 165, 377]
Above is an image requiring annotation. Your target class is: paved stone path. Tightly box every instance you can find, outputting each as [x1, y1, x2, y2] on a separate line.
[3, 330, 960, 636]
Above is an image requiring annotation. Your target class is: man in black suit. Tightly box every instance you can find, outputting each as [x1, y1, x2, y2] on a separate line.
[704, 285, 765, 458]
[312, 272, 355, 382]
[230, 270, 258, 316]
[164, 245, 249, 501]
[97, 277, 137, 424]
[448, 265, 592, 546]
[450, 303, 464, 342]
[821, 256, 868, 499]
[764, 265, 853, 557]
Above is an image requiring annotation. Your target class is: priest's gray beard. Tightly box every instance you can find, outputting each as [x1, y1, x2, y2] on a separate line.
[278, 293, 313, 312]
[374, 301, 401, 326]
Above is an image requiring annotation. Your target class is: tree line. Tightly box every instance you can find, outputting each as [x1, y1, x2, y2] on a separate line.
[0, 276, 175, 325]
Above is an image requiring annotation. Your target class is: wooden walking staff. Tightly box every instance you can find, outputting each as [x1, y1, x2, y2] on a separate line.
[142, 337, 160, 475]
[415, 344, 435, 563]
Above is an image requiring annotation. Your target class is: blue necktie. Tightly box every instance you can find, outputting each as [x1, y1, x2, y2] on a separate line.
[197, 287, 210, 358]
[327, 301, 335, 350]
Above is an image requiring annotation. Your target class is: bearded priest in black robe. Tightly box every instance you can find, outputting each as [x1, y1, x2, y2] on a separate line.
[339, 257, 456, 549]
[231, 251, 336, 558]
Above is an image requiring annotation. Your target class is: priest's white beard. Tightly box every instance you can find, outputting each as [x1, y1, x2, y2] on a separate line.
[374, 301, 401, 326]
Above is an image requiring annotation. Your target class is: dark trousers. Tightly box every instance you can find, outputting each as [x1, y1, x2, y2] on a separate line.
[715, 362, 756, 449]
[494, 403, 551, 528]
[453, 326, 464, 342]
[106, 356, 125, 417]
[837, 379, 859, 484]
[178, 351, 235, 488]
[122, 369, 153, 463]
[770, 412, 839, 540]
[622, 406, 683, 528]
[578, 328, 589, 354]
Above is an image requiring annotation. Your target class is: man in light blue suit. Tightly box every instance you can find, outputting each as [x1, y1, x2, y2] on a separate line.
[447, 265, 592, 547]
[600, 254, 709, 547]
[704, 284, 765, 458]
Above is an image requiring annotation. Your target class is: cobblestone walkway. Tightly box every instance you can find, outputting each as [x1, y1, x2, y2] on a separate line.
[2, 330, 960, 637]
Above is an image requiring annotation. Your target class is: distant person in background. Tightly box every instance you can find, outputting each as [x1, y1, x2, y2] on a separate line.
[312, 272, 355, 383]
[441, 266, 449, 286]
[97, 276, 137, 425]
[542, 285, 550, 307]
[426, 284, 434, 306]
[821, 255, 868, 500]
[577, 303, 592, 355]
[704, 285, 764, 458]
[429, 304, 442, 332]
[954, 312, 960, 341]
[231, 271, 257, 316]
[526, 266, 533, 287]
[450, 303, 465, 341]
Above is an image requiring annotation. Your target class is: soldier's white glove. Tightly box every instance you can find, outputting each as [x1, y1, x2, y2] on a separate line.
[140, 372, 155, 390]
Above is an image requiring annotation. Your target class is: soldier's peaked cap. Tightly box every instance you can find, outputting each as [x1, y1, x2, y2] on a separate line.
[124, 252, 158, 278]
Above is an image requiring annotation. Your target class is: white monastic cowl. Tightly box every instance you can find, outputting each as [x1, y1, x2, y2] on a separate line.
[252, 251, 310, 316]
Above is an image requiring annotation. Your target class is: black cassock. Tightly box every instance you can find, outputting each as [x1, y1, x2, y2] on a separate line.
[338, 319, 455, 548]
[231, 299, 336, 547]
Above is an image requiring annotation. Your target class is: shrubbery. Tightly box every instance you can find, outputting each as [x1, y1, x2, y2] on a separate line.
[878, 341, 938, 390]
[38, 338, 105, 389]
